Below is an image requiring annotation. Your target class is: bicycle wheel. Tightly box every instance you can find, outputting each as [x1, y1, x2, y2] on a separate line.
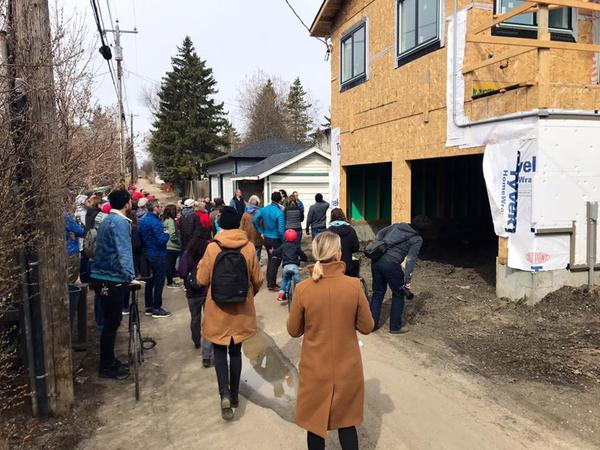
[287, 279, 295, 312]
[359, 277, 370, 303]
[133, 322, 140, 401]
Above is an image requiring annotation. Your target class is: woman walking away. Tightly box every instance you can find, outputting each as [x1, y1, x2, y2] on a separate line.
[197, 207, 264, 420]
[178, 229, 214, 367]
[163, 204, 182, 288]
[287, 231, 374, 450]
[240, 195, 264, 263]
[328, 208, 360, 277]
[285, 195, 304, 248]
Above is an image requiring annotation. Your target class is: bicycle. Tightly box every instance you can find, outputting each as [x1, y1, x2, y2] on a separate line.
[126, 283, 156, 401]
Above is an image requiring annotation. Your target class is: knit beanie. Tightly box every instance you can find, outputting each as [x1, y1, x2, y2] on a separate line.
[219, 206, 240, 230]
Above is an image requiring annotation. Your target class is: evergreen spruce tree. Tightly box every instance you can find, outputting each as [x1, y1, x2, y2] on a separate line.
[285, 77, 313, 146]
[244, 79, 288, 145]
[148, 37, 227, 186]
[222, 119, 242, 153]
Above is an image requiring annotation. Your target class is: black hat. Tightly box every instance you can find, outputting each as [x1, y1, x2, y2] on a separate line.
[219, 206, 240, 230]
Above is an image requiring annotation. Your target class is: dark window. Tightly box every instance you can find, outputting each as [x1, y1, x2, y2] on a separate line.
[494, 0, 573, 37]
[341, 23, 366, 87]
[397, 0, 440, 61]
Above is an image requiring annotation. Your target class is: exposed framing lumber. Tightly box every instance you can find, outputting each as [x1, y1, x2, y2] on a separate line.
[472, 2, 534, 35]
[529, 0, 600, 12]
[463, 47, 535, 73]
[466, 34, 600, 52]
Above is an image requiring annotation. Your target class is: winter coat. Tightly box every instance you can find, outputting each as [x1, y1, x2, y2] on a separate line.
[65, 213, 85, 256]
[85, 206, 100, 232]
[138, 212, 170, 258]
[197, 229, 264, 346]
[164, 217, 181, 252]
[306, 201, 329, 231]
[375, 223, 423, 283]
[180, 208, 201, 251]
[287, 261, 374, 438]
[273, 242, 307, 267]
[229, 196, 246, 217]
[240, 208, 264, 247]
[135, 208, 148, 221]
[178, 242, 209, 299]
[253, 203, 285, 241]
[91, 211, 135, 283]
[285, 207, 304, 230]
[209, 208, 222, 235]
[328, 221, 360, 277]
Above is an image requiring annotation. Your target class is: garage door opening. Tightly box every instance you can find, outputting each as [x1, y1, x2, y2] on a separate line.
[410, 155, 496, 284]
[346, 163, 392, 233]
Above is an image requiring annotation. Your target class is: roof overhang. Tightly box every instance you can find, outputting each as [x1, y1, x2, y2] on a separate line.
[310, 0, 343, 37]
[232, 147, 331, 181]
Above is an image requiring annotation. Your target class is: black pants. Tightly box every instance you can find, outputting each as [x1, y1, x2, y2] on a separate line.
[166, 250, 179, 285]
[264, 237, 282, 288]
[94, 280, 128, 370]
[213, 339, 242, 400]
[307, 427, 358, 450]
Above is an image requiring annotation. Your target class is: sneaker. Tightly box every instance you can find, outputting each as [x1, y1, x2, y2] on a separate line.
[99, 364, 129, 380]
[152, 308, 172, 318]
[389, 325, 410, 334]
[166, 282, 181, 289]
[122, 309, 130, 316]
[268, 284, 280, 292]
[277, 292, 286, 302]
[231, 393, 239, 408]
[202, 358, 211, 368]
[221, 396, 234, 421]
[144, 308, 153, 316]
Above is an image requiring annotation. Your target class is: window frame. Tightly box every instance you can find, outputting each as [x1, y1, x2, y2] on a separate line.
[492, 0, 577, 41]
[339, 20, 368, 91]
[395, 0, 444, 66]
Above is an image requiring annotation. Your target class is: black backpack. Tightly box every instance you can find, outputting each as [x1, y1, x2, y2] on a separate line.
[211, 242, 249, 304]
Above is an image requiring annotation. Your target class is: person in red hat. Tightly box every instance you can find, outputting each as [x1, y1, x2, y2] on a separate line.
[132, 191, 144, 201]
[273, 229, 308, 302]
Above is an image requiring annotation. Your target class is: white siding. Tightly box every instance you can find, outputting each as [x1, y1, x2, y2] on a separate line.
[276, 154, 330, 175]
[210, 176, 220, 199]
[222, 174, 234, 203]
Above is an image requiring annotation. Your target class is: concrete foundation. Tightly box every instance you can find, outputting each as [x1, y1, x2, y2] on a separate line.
[496, 261, 590, 304]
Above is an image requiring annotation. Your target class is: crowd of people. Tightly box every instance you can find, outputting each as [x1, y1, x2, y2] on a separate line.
[65, 182, 426, 449]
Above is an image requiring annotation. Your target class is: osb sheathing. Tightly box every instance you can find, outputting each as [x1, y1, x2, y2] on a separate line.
[329, 0, 600, 221]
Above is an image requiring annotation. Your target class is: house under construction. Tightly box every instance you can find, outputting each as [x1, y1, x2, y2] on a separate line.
[311, 0, 600, 301]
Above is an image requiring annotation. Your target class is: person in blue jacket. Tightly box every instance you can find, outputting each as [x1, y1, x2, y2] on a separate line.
[65, 211, 85, 283]
[138, 199, 172, 318]
[253, 191, 285, 291]
[91, 189, 140, 380]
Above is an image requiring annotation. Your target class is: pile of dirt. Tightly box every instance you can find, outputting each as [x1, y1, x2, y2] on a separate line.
[402, 259, 600, 388]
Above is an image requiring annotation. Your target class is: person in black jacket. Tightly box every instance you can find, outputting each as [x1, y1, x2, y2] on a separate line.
[273, 229, 307, 302]
[327, 209, 360, 277]
[180, 199, 202, 251]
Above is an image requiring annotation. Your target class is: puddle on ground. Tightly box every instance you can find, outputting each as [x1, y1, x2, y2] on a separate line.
[241, 330, 298, 422]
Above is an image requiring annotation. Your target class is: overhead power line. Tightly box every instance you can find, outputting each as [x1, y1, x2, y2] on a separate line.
[283, 0, 331, 59]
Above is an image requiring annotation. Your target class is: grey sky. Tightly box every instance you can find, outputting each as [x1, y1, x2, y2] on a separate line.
[62, 0, 330, 158]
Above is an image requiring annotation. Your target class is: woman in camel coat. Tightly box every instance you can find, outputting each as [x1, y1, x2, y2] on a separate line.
[197, 206, 264, 421]
[287, 231, 374, 449]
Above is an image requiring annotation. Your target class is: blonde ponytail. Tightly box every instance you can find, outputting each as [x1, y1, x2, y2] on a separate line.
[311, 231, 342, 282]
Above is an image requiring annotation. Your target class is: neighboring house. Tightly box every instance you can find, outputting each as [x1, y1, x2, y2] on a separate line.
[311, 0, 600, 301]
[232, 147, 332, 226]
[205, 138, 303, 202]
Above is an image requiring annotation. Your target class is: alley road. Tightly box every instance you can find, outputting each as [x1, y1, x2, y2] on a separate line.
[78, 281, 589, 450]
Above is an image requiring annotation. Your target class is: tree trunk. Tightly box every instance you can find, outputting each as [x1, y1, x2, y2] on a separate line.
[11, 0, 74, 414]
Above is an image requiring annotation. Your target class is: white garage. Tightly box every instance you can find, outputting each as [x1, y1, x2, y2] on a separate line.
[233, 147, 331, 227]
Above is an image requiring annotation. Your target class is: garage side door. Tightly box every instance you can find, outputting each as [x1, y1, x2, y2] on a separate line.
[210, 176, 220, 199]
[271, 181, 329, 228]
[222, 174, 234, 204]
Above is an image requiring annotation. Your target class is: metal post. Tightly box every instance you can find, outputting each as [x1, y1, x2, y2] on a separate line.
[587, 201, 598, 288]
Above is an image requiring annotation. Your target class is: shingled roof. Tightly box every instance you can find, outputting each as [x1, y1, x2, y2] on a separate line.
[206, 138, 303, 166]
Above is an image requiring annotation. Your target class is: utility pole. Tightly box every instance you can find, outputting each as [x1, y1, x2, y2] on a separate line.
[105, 20, 137, 182]
[10, 0, 73, 414]
[130, 113, 138, 185]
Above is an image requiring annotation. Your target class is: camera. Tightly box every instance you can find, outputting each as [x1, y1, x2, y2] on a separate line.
[401, 286, 414, 300]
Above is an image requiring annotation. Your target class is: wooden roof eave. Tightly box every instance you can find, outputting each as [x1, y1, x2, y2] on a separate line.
[310, 0, 343, 37]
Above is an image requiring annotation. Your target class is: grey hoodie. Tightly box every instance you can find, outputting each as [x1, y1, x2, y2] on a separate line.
[306, 201, 329, 230]
[375, 223, 423, 283]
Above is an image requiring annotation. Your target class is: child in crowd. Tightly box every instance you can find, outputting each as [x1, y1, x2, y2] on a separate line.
[273, 229, 307, 302]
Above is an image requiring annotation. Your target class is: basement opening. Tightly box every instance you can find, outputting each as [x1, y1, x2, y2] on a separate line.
[346, 163, 392, 235]
[410, 154, 497, 285]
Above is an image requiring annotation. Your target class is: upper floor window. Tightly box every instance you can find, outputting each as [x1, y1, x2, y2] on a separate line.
[397, 0, 442, 64]
[340, 22, 367, 90]
[494, 0, 574, 40]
